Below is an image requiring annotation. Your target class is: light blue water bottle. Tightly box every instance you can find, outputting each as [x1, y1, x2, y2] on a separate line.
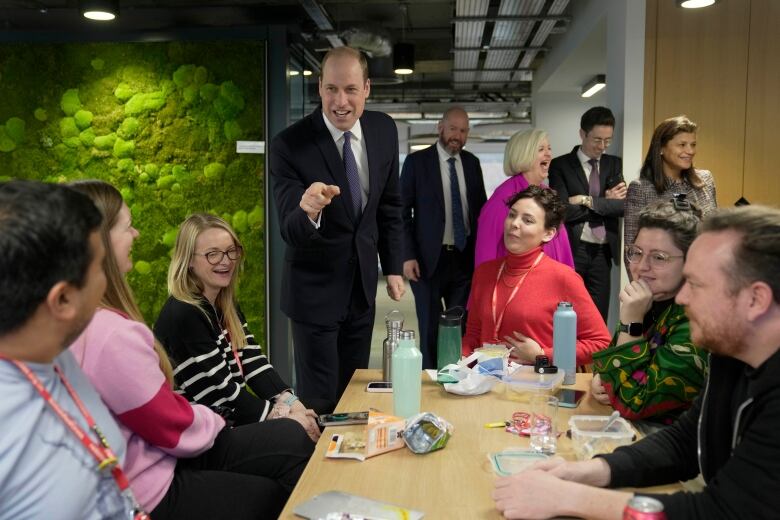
[392, 330, 422, 418]
[553, 302, 577, 385]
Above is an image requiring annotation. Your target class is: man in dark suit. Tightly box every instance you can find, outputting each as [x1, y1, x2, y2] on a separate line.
[548, 106, 626, 321]
[269, 47, 405, 407]
[401, 107, 487, 369]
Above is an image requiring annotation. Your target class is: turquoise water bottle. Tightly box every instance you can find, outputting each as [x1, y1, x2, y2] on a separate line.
[553, 302, 577, 385]
[392, 330, 422, 418]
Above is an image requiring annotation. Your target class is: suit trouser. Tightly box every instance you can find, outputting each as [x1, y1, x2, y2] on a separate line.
[573, 241, 612, 322]
[410, 246, 473, 370]
[291, 272, 375, 409]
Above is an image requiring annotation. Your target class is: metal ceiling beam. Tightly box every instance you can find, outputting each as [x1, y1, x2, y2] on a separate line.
[452, 15, 570, 22]
[451, 46, 548, 52]
[452, 68, 533, 72]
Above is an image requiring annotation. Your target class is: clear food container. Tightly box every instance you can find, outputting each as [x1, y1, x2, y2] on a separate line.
[568, 414, 636, 460]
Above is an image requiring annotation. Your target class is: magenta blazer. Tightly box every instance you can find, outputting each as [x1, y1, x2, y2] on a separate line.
[474, 174, 575, 269]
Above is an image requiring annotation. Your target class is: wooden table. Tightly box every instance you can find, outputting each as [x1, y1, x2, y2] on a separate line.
[280, 369, 678, 519]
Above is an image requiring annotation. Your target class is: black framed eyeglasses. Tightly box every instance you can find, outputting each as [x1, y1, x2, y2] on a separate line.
[195, 246, 243, 265]
[625, 245, 683, 269]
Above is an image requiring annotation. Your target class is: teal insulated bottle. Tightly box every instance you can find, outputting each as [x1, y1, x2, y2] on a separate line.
[392, 330, 422, 418]
[553, 302, 577, 385]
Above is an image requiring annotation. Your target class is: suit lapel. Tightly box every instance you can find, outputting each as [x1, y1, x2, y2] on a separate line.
[428, 145, 445, 212]
[311, 109, 357, 225]
[363, 113, 379, 223]
[569, 146, 590, 193]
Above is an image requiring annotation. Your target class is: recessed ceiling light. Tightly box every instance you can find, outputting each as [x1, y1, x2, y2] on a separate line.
[80, 0, 119, 21]
[677, 0, 717, 8]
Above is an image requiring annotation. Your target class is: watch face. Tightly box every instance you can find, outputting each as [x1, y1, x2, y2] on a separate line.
[628, 322, 643, 336]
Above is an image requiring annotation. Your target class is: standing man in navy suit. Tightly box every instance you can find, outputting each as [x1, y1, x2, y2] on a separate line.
[270, 47, 405, 407]
[548, 107, 626, 321]
[401, 107, 487, 369]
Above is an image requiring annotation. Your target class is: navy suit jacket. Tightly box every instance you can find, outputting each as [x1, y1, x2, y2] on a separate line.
[548, 145, 624, 264]
[400, 143, 487, 277]
[269, 108, 404, 325]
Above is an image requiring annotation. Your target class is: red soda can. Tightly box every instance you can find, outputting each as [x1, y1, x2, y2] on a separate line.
[623, 496, 667, 520]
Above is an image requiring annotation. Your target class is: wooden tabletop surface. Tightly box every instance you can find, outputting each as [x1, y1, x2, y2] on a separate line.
[279, 369, 678, 519]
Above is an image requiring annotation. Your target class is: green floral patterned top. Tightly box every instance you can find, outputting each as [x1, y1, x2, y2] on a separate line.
[592, 302, 709, 424]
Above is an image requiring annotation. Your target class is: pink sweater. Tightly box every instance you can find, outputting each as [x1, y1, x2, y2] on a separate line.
[474, 174, 575, 269]
[70, 308, 225, 511]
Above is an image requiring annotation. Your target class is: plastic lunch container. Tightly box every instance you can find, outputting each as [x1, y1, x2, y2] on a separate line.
[503, 365, 565, 401]
[568, 415, 635, 460]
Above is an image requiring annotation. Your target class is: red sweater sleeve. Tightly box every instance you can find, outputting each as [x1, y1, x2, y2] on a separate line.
[463, 263, 493, 355]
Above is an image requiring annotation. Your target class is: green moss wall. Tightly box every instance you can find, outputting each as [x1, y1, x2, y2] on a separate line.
[0, 40, 267, 340]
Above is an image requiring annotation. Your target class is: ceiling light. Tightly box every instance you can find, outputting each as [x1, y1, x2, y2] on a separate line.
[581, 74, 606, 98]
[80, 0, 119, 21]
[393, 4, 414, 75]
[677, 0, 717, 8]
[393, 43, 415, 75]
[409, 144, 430, 151]
[302, 70, 312, 76]
[289, 70, 300, 77]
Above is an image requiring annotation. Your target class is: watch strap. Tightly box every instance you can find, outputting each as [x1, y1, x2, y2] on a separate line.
[618, 321, 643, 336]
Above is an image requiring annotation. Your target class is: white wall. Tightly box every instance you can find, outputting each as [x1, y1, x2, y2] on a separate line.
[532, 90, 607, 156]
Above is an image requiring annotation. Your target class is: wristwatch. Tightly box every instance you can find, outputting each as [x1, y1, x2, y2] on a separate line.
[618, 322, 643, 337]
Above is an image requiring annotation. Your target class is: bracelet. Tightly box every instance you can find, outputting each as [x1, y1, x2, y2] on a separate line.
[281, 392, 299, 407]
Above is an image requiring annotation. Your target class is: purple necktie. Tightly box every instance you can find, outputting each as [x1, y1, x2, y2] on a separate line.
[588, 158, 606, 240]
[343, 131, 362, 217]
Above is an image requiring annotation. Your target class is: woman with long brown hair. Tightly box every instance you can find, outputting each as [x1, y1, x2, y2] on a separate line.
[624, 115, 717, 248]
[68, 181, 315, 519]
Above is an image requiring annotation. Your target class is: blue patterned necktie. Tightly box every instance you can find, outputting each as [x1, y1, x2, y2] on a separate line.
[342, 131, 362, 217]
[448, 157, 467, 251]
[588, 158, 606, 240]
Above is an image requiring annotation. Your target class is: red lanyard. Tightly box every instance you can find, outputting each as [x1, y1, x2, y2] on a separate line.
[491, 252, 544, 342]
[0, 356, 150, 519]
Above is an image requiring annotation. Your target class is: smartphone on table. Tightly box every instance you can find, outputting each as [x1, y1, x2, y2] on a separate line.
[556, 389, 586, 409]
[366, 381, 393, 393]
[317, 411, 370, 427]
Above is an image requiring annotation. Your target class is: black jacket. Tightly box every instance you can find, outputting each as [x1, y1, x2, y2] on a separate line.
[602, 348, 780, 518]
[269, 108, 403, 325]
[548, 146, 624, 264]
[400, 143, 487, 277]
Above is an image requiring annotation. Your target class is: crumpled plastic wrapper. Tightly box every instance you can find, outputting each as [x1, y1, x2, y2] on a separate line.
[402, 412, 453, 454]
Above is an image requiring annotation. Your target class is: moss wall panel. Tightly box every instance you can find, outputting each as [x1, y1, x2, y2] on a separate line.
[0, 40, 267, 340]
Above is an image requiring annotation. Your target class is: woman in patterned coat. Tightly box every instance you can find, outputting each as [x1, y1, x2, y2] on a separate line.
[591, 198, 708, 425]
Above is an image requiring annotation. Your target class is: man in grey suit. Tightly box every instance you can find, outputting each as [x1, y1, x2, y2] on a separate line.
[549, 107, 626, 320]
[401, 107, 487, 368]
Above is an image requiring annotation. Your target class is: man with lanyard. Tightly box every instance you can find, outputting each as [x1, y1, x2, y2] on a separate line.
[0, 180, 147, 519]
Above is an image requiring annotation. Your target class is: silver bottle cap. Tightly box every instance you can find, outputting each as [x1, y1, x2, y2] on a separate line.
[400, 330, 416, 340]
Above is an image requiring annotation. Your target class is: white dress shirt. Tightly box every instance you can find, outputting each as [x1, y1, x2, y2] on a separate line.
[308, 114, 371, 228]
[577, 147, 607, 245]
[436, 141, 471, 245]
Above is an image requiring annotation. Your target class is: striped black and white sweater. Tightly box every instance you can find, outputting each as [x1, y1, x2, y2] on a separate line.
[154, 296, 289, 426]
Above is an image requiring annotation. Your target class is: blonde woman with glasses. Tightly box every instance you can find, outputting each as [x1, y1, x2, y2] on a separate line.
[68, 183, 314, 519]
[591, 197, 709, 427]
[154, 213, 323, 432]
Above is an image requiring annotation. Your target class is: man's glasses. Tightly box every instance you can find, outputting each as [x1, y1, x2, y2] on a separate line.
[625, 245, 683, 269]
[195, 246, 243, 265]
[588, 136, 612, 147]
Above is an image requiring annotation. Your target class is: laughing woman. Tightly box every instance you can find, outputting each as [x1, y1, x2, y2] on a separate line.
[474, 129, 574, 269]
[68, 181, 314, 519]
[154, 213, 325, 427]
